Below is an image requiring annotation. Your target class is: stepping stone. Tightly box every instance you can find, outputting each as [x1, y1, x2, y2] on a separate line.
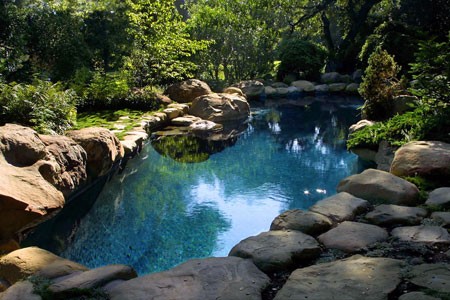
[163, 107, 182, 119]
[409, 263, 450, 293]
[274, 255, 403, 300]
[431, 212, 450, 228]
[0, 281, 41, 300]
[49, 265, 137, 295]
[309, 192, 370, 223]
[399, 292, 441, 300]
[318, 221, 388, 253]
[229, 230, 321, 273]
[391, 226, 450, 244]
[426, 188, 450, 209]
[270, 209, 332, 236]
[171, 115, 202, 126]
[337, 169, 421, 206]
[365, 204, 428, 226]
[167, 103, 190, 114]
[108, 257, 269, 300]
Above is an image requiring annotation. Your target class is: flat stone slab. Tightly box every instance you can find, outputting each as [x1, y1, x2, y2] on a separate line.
[318, 221, 388, 253]
[391, 226, 450, 244]
[108, 257, 269, 300]
[365, 204, 428, 226]
[171, 115, 202, 126]
[337, 169, 421, 206]
[426, 188, 450, 209]
[409, 263, 450, 293]
[431, 212, 450, 228]
[274, 255, 404, 300]
[0, 281, 41, 300]
[229, 230, 321, 273]
[49, 264, 137, 295]
[270, 209, 332, 236]
[399, 292, 441, 300]
[34, 260, 88, 280]
[309, 192, 370, 223]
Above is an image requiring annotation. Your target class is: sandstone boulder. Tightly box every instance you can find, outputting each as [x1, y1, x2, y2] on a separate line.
[365, 204, 428, 226]
[309, 192, 370, 223]
[0, 281, 41, 300]
[108, 257, 269, 300]
[165, 79, 212, 103]
[425, 187, 450, 209]
[189, 93, 250, 123]
[232, 80, 265, 100]
[270, 209, 332, 236]
[223, 87, 245, 97]
[390, 141, 450, 184]
[348, 119, 375, 135]
[391, 226, 450, 244]
[318, 221, 388, 253]
[291, 80, 315, 92]
[337, 169, 421, 206]
[229, 230, 321, 273]
[66, 127, 124, 178]
[274, 255, 403, 300]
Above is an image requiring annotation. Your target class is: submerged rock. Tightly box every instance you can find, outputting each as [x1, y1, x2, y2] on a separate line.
[274, 255, 404, 300]
[165, 79, 212, 103]
[108, 257, 269, 300]
[229, 230, 321, 273]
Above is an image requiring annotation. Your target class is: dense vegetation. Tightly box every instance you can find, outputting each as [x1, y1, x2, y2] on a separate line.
[0, 0, 449, 139]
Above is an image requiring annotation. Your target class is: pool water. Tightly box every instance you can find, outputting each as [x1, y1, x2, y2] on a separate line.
[59, 97, 364, 275]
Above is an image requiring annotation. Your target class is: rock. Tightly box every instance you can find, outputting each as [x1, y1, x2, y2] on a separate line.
[291, 80, 315, 92]
[314, 84, 329, 93]
[66, 127, 124, 178]
[155, 93, 172, 106]
[165, 79, 212, 103]
[318, 221, 388, 252]
[409, 263, 450, 293]
[309, 192, 370, 223]
[328, 83, 347, 92]
[171, 115, 202, 127]
[229, 230, 321, 273]
[0, 279, 9, 292]
[271, 82, 288, 88]
[34, 260, 88, 280]
[337, 169, 421, 206]
[223, 87, 245, 97]
[352, 69, 363, 83]
[0, 157, 65, 241]
[390, 141, 450, 184]
[189, 93, 250, 123]
[0, 247, 73, 285]
[276, 87, 290, 96]
[0, 281, 41, 300]
[351, 148, 378, 162]
[349, 119, 375, 135]
[38, 135, 87, 197]
[391, 226, 450, 244]
[162, 107, 182, 120]
[264, 86, 277, 98]
[270, 209, 332, 236]
[108, 257, 269, 300]
[320, 72, 342, 84]
[232, 80, 265, 100]
[345, 83, 360, 94]
[431, 212, 450, 228]
[167, 103, 190, 115]
[426, 188, 450, 209]
[49, 265, 137, 295]
[393, 95, 418, 115]
[399, 292, 441, 300]
[274, 255, 404, 300]
[287, 86, 299, 95]
[374, 140, 396, 172]
[0, 124, 46, 167]
[144, 113, 169, 131]
[365, 204, 428, 226]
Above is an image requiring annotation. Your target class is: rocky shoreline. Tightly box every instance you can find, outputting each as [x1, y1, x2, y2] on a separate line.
[1, 79, 449, 300]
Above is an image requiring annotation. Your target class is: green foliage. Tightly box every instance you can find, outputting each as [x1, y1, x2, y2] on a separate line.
[359, 48, 405, 121]
[0, 79, 77, 133]
[276, 37, 327, 81]
[83, 70, 130, 106]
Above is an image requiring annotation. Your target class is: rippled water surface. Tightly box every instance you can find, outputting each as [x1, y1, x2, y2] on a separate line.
[58, 97, 363, 274]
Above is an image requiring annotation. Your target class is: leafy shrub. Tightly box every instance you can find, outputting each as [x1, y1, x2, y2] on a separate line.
[276, 37, 327, 81]
[359, 47, 406, 121]
[0, 79, 77, 133]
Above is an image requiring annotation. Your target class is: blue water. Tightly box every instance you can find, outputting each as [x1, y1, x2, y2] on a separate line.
[61, 97, 363, 275]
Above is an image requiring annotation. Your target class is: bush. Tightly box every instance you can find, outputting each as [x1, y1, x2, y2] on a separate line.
[359, 48, 406, 121]
[276, 37, 327, 82]
[0, 79, 77, 133]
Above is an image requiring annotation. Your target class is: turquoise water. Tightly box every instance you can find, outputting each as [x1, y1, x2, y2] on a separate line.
[60, 97, 363, 275]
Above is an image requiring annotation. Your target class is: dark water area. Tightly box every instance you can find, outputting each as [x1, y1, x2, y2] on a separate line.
[25, 96, 366, 275]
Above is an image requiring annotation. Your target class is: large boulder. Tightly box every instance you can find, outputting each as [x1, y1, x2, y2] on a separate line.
[108, 257, 269, 300]
[390, 141, 450, 184]
[0, 124, 46, 167]
[165, 79, 212, 103]
[274, 255, 404, 300]
[290, 80, 315, 92]
[232, 80, 265, 100]
[337, 169, 421, 206]
[229, 230, 321, 273]
[270, 209, 332, 236]
[66, 127, 124, 178]
[38, 135, 87, 197]
[189, 93, 250, 123]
